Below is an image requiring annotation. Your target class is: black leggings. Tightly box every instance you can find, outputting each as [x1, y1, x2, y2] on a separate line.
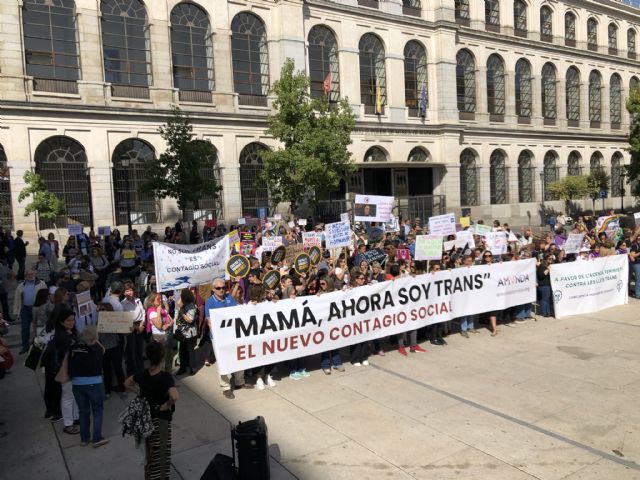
[178, 337, 197, 370]
[103, 345, 125, 393]
[44, 369, 62, 416]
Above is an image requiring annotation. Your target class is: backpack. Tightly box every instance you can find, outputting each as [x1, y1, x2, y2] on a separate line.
[119, 395, 155, 447]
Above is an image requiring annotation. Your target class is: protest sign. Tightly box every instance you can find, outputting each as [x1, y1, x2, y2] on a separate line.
[262, 270, 281, 290]
[237, 218, 246, 225]
[97, 311, 138, 334]
[460, 217, 471, 229]
[298, 218, 307, 226]
[396, 249, 410, 261]
[635, 212, 640, 224]
[97, 226, 111, 236]
[153, 236, 229, 292]
[285, 244, 305, 266]
[288, 221, 296, 229]
[226, 255, 250, 278]
[354, 194, 394, 222]
[384, 214, 400, 232]
[415, 235, 442, 261]
[274, 213, 282, 221]
[228, 230, 240, 247]
[340, 212, 350, 223]
[428, 213, 456, 237]
[75, 290, 92, 317]
[325, 221, 351, 249]
[474, 224, 492, 237]
[302, 232, 322, 248]
[262, 236, 283, 252]
[562, 233, 584, 254]
[354, 248, 386, 266]
[240, 241, 256, 256]
[485, 232, 507, 255]
[308, 246, 322, 265]
[294, 253, 311, 274]
[455, 230, 475, 249]
[68, 224, 83, 236]
[271, 246, 286, 264]
[257, 207, 268, 219]
[443, 240, 456, 252]
[550, 255, 628, 319]
[210, 259, 536, 374]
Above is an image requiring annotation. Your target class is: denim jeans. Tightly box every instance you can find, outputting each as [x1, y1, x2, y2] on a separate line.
[460, 315, 476, 332]
[320, 350, 342, 369]
[537, 286, 552, 317]
[72, 382, 105, 443]
[20, 305, 33, 350]
[633, 263, 640, 298]
[514, 303, 533, 319]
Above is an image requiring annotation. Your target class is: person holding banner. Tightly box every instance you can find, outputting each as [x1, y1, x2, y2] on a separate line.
[318, 277, 345, 374]
[175, 289, 198, 377]
[458, 256, 478, 338]
[537, 255, 554, 317]
[630, 234, 640, 298]
[393, 264, 427, 355]
[348, 271, 370, 366]
[481, 252, 499, 337]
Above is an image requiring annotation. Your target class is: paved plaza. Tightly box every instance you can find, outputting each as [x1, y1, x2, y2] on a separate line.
[2, 300, 640, 480]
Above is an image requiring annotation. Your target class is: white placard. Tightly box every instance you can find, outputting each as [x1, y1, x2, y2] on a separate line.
[97, 311, 138, 334]
[302, 232, 322, 248]
[262, 236, 283, 252]
[634, 212, 640, 222]
[97, 226, 111, 236]
[562, 233, 585, 254]
[485, 232, 508, 256]
[274, 213, 282, 220]
[237, 218, 246, 225]
[428, 213, 457, 237]
[68, 224, 83, 236]
[384, 214, 400, 232]
[551, 255, 628, 319]
[298, 219, 307, 226]
[340, 212, 350, 223]
[211, 259, 537, 374]
[455, 230, 475, 249]
[287, 221, 296, 229]
[354, 194, 394, 222]
[325, 220, 351, 249]
[153, 236, 229, 292]
[443, 240, 456, 252]
[474, 224, 492, 237]
[414, 235, 443, 261]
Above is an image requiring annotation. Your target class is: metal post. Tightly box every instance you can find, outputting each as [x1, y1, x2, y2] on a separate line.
[120, 156, 132, 236]
[620, 173, 626, 213]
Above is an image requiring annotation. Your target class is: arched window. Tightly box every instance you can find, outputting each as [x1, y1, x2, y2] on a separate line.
[364, 147, 387, 162]
[22, 0, 80, 93]
[567, 151, 581, 176]
[485, 0, 500, 29]
[543, 151, 558, 201]
[487, 54, 505, 118]
[455, 0, 470, 24]
[610, 74, 622, 128]
[34, 136, 90, 229]
[541, 63, 557, 121]
[185, 141, 223, 221]
[628, 29, 637, 59]
[308, 25, 340, 102]
[565, 12, 576, 46]
[590, 151, 603, 174]
[0, 145, 13, 228]
[101, 0, 152, 97]
[402, 0, 421, 17]
[566, 67, 580, 126]
[231, 12, 269, 104]
[589, 70, 602, 127]
[112, 138, 159, 225]
[611, 152, 623, 197]
[170, 3, 214, 101]
[460, 149, 478, 206]
[515, 59, 532, 118]
[359, 34, 386, 114]
[239, 143, 269, 216]
[408, 147, 428, 162]
[608, 23, 618, 54]
[404, 41, 428, 117]
[540, 6, 553, 41]
[517, 150, 534, 203]
[490, 150, 507, 205]
[456, 50, 476, 114]
[587, 17, 598, 51]
[514, 0, 527, 36]
[631, 76, 640, 93]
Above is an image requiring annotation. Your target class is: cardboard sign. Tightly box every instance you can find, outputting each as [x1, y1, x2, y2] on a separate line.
[68, 224, 83, 236]
[486, 232, 508, 256]
[240, 241, 256, 256]
[474, 224, 492, 237]
[460, 217, 471, 229]
[443, 240, 457, 252]
[308, 246, 322, 265]
[97, 311, 138, 334]
[415, 235, 442, 261]
[428, 213, 456, 237]
[302, 232, 322, 248]
[325, 221, 351, 249]
[340, 212, 350, 223]
[226, 255, 250, 278]
[288, 221, 296, 229]
[262, 236, 283, 252]
[396, 249, 411, 261]
[563, 233, 585, 254]
[271, 245, 286, 264]
[294, 253, 311, 274]
[455, 230, 475, 249]
[285, 244, 305, 267]
[354, 248, 387, 266]
[262, 270, 281, 290]
[228, 230, 240, 247]
[237, 218, 246, 225]
[354, 194, 394, 222]
[97, 226, 111, 236]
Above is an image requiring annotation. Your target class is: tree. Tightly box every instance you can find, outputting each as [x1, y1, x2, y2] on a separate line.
[260, 58, 356, 212]
[17, 171, 65, 232]
[586, 168, 610, 213]
[547, 175, 589, 214]
[625, 87, 640, 197]
[143, 107, 221, 219]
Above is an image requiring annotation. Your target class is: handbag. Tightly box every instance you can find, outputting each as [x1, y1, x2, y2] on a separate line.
[173, 328, 185, 343]
[24, 343, 44, 371]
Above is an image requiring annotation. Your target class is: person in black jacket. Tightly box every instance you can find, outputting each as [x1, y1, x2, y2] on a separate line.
[69, 326, 107, 447]
[537, 255, 554, 317]
[14, 230, 28, 281]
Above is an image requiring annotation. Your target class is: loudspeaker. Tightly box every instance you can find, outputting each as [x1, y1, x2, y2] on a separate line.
[233, 416, 270, 480]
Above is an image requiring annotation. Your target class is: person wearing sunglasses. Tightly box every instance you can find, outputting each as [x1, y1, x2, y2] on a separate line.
[205, 279, 254, 399]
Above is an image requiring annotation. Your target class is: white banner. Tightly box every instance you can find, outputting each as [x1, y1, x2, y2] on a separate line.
[262, 236, 283, 252]
[325, 221, 351, 249]
[550, 255, 628, 319]
[153, 237, 229, 292]
[428, 213, 456, 237]
[354, 194, 394, 222]
[210, 259, 536, 374]
[455, 230, 475, 249]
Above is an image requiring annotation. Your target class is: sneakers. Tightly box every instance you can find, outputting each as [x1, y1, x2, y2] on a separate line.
[362, 360, 370, 366]
[289, 371, 302, 380]
[333, 365, 345, 372]
[377, 350, 386, 356]
[411, 345, 427, 353]
[223, 390, 235, 399]
[49, 415, 62, 423]
[461, 331, 470, 338]
[92, 438, 110, 448]
[515, 319, 527, 324]
[266, 375, 276, 387]
[470, 329, 480, 335]
[322, 368, 332, 375]
[299, 369, 311, 377]
[352, 362, 362, 367]
[81, 441, 90, 447]
[256, 377, 265, 390]
[398, 346, 408, 356]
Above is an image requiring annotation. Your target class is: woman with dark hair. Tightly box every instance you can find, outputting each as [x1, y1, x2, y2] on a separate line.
[318, 277, 344, 375]
[175, 289, 198, 376]
[126, 342, 178, 480]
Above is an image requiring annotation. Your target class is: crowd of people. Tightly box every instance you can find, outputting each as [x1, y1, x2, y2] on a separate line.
[0, 211, 638, 477]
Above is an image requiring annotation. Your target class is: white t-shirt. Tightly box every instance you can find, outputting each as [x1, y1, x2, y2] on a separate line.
[147, 309, 165, 335]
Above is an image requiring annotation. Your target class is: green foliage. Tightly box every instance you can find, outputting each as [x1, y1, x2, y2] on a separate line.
[625, 87, 640, 197]
[143, 107, 221, 215]
[260, 59, 356, 210]
[17, 171, 65, 220]
[585, 168, 610, 200]
[547, 175, 589, 207]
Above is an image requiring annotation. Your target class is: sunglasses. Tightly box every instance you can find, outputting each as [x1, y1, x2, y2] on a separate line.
[213, 287, 225, 291]
[320, 282, 327, 286]
[483, 254, 492, 257]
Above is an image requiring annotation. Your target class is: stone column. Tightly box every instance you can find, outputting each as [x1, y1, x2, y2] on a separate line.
[557, 78, 567, 130]
[429, 30, 458, 124]
[148, 19, 174, 106]
[77, 5, 107, 105]
[601, 81, 610, 131]
[580, 81, 590, 129]
[504, 71, 516, 124]
[386, 51, 406, 123]
[212, 7, 233, 111]
[531, 74, 542, 127]
[476, 66, 489, 124]
[0, 0, 27, 101]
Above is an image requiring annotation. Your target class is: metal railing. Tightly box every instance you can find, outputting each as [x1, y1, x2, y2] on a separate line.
[238, 94, 268, 107]
[33, 78, 78, 94]
[111, 85, 150, 99]
[179, 90, 213, 103]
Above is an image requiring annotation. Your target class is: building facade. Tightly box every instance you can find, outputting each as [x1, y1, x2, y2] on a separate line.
[0, 0, 638, 240]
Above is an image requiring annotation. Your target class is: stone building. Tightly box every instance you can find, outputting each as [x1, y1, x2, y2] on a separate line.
[0, 0, 639, 241]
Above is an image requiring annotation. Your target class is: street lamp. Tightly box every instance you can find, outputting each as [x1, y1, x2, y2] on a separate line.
[539, 171, 546, 227]
[620, 172, 626, 213]
[120, 155, 133, 236]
